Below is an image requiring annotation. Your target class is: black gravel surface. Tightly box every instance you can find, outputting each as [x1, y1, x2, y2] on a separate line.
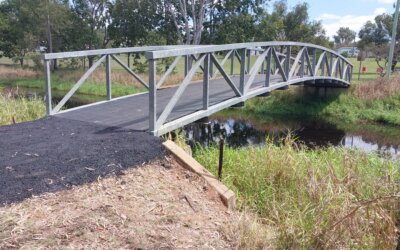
[0, 116, 166, 205]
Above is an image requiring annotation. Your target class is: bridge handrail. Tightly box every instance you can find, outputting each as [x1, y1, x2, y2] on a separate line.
[146, 41, 354, 135]
[145, 42, 353, 67]
[42, 45, 212, 60]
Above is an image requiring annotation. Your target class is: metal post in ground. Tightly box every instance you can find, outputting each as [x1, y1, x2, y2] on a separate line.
[218, 137, 224, 180]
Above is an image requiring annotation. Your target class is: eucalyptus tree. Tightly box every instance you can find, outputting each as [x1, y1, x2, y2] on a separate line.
[334, 27, 356, 46]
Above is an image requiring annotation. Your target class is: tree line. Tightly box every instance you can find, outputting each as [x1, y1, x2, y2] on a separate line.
[0, 0, 331, 68]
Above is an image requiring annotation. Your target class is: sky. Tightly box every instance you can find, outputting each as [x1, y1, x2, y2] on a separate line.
[280, 0, 397, 39]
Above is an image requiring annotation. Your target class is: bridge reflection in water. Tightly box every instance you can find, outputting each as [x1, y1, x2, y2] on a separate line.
[181, 117, 400, 160]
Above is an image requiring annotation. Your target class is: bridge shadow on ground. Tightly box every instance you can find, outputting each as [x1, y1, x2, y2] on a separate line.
[0, 116, 166, 205]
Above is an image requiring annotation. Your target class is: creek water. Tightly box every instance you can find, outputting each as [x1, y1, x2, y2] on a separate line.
[180, 116, 400, 159]
[4, 85, 400, 159]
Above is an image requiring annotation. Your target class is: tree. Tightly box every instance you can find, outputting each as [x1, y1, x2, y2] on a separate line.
[109, 0, 163, 47]
[0, 0, 71, 67]
[358, 13, 397, 73]
[256, 1, 330, 47]
[71, 0, 111, 66]
[334, 27, 356, 46]
[164, 0, 212, 45]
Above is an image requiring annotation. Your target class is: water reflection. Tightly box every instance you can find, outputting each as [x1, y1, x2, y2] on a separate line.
[182, 117, 400, 159]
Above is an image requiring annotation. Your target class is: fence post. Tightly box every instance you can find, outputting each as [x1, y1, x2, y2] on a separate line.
[106, 55, 112, 100]
[149, 59, 157, 134]
[239, 48, 247, 95]
[203, 54, 210, 110]
[44, 59, 52, 115]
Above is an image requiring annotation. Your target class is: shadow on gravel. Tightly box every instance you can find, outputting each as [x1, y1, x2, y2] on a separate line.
[0, 116, 166, 205]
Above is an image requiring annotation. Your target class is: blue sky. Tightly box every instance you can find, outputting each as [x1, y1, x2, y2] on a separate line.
[274, 0, 397, 39]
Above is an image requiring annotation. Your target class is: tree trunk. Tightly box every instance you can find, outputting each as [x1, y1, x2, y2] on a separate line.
[19, 58, 24, 67]
[88, 56, 94, 68]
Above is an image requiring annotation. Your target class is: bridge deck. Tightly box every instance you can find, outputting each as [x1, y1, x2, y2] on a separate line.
[56, 75, 286, 132]
[56, 74, 345, 133]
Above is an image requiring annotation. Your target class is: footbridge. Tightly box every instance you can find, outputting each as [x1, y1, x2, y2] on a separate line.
[43, 42, 353, 136]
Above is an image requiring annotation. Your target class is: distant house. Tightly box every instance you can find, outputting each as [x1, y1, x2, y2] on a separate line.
[336, 47, 359, 57]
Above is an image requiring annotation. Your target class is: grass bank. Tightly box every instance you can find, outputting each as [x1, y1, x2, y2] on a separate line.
[0, 93, 45, 126]
[193, 138, 400, 248]
[242, 76, 400, 126]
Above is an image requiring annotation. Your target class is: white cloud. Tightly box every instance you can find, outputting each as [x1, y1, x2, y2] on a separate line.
[317, 8, 388, 39]
[377, 0, 395, 4]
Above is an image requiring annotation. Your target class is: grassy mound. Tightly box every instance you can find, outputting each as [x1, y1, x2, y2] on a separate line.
[244, 76, 400, 126]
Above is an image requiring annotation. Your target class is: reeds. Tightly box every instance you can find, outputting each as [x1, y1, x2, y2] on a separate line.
[354, 74, 400, 100]
[194, 137, 400, 248]
[0, 91, 45, 126]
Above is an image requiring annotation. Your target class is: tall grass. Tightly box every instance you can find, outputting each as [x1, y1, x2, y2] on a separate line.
[0, 93, 45, 126]
[0, 65, 203, 98]
[194, 137, 400, 248]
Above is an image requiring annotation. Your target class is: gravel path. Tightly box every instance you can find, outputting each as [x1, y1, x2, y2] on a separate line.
[0, 116, 166, 205]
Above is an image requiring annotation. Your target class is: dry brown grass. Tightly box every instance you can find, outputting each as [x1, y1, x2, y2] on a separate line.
[0, 158, 275, 249]
[0, 66, 40, 79]
[354, 74, 400, 100]
[55, 68, 203, 88]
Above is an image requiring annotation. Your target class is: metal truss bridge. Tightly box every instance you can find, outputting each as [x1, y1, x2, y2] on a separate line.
[43, 42, 353, 136]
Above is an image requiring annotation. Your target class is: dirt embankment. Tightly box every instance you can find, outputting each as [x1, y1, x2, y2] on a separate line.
[0, 158, 246, 249]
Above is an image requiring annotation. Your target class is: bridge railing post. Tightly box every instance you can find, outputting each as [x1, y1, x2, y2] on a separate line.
[300, 48, 305, 78]
[246, 49, 251, 73]
[285, 45, 291, 78]
[239, 48, 247, 95]
[312, 48, 317, 76]
[149, 58, 157, 134]
[230, 50, 234, 76]
[184, 55, 189, 76]
[44, 59, 52, 115]
[106, 55, 112, 100]
[203, 53, 210, 110]
[265, 48, 272, 87]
